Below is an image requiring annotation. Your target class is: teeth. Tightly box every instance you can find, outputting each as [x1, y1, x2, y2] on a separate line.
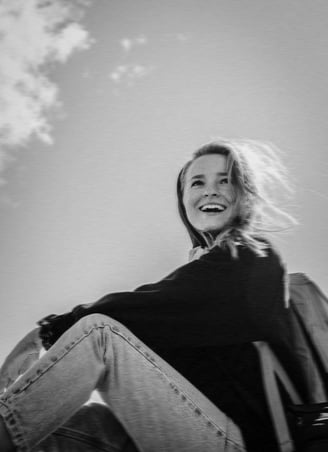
[200, 204, 226, 212]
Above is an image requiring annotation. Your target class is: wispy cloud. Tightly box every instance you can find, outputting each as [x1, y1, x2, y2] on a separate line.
[110, 35, 152, 88]
[110, 64, 154, 85]
[0, 0, 91, 180]
[120, 35, 147, 53]
[174, 33, 192, 43]
[161, 32, 192, 44]
[110, 32, 191, 89]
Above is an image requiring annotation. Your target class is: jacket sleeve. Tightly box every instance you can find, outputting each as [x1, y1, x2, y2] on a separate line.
[38, 245, 290, 352]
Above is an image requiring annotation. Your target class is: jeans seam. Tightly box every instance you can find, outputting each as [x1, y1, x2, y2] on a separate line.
[108, 324, 246, 451]
[0, 400, 29, 452]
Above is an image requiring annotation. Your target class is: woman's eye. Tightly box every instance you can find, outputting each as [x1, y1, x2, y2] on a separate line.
[220, 178, 229, 184]
[191, 180, 203, 187]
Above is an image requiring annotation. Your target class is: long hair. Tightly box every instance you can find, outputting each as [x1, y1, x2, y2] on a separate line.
[177, 138, 297, 258]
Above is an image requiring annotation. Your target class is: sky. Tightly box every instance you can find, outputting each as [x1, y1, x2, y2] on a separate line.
[0, 0, 328, 367]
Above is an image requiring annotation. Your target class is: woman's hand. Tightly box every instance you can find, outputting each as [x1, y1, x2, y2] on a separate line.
[0, 327, 42, 392]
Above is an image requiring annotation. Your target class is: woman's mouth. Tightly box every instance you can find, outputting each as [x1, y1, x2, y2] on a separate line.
[199, 203, 227, 213]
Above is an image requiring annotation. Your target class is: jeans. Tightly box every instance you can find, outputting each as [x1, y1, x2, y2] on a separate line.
[33, 402, 138, 451]
[0, 314, 246, 452]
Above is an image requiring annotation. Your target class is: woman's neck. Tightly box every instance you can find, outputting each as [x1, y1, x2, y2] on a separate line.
[201, 231, 216, 248]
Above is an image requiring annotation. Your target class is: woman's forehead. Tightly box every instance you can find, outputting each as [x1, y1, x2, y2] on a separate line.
[186, 154, 228, 178]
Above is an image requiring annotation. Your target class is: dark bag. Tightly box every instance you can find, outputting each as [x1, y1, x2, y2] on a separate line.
[288, 402, 328, 452]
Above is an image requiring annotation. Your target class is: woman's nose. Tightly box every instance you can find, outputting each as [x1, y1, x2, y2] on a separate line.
[204, 184, 219, 196]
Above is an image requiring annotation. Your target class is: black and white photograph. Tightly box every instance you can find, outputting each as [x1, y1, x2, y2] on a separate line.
[0, 1, 327, 451]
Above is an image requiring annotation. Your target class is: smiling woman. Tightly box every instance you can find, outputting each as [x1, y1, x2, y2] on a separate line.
[182, 153, 236, 243]
[178, 139, 296, 258]
[0, 138, 307, 452]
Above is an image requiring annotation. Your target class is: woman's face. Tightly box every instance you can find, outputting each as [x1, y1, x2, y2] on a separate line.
[182, 154, 236, 238]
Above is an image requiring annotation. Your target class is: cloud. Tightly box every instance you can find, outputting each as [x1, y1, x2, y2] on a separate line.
[120, 35, 147, 53]
[175, 33, 192, 43]
[0, 0, 91, 179]
[110, 64, 154, 86]
[111, 35, 152, 87]
[120, 38, 132, 52]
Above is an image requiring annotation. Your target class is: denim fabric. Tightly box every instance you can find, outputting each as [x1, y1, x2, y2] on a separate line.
[33, 403, 138, 451]
[0, 314, 245, 452]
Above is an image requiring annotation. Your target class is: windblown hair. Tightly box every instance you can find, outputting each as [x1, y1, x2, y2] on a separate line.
[177, 138, 297, 258]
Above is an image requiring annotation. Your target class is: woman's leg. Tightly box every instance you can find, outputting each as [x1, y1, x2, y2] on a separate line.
[33, 403, 138, 452]
[0, 416, 13, 451]
[0, 314, 245, 452]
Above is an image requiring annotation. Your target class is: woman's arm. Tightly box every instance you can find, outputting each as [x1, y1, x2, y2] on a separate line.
[38, 244, 290, 354]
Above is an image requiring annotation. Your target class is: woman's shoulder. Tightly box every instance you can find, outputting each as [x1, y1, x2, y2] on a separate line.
[238, 240, 286, 285]
[188, 238, 284, 270]
[239, 237, 282, 259]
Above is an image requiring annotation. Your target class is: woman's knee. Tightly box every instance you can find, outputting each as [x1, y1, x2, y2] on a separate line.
[73, 313, 126, 336]
[68, 314, 140, 356]
[58, 314, 120, 357]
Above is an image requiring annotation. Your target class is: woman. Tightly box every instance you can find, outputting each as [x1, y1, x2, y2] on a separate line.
[0, 139, 305, 452]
